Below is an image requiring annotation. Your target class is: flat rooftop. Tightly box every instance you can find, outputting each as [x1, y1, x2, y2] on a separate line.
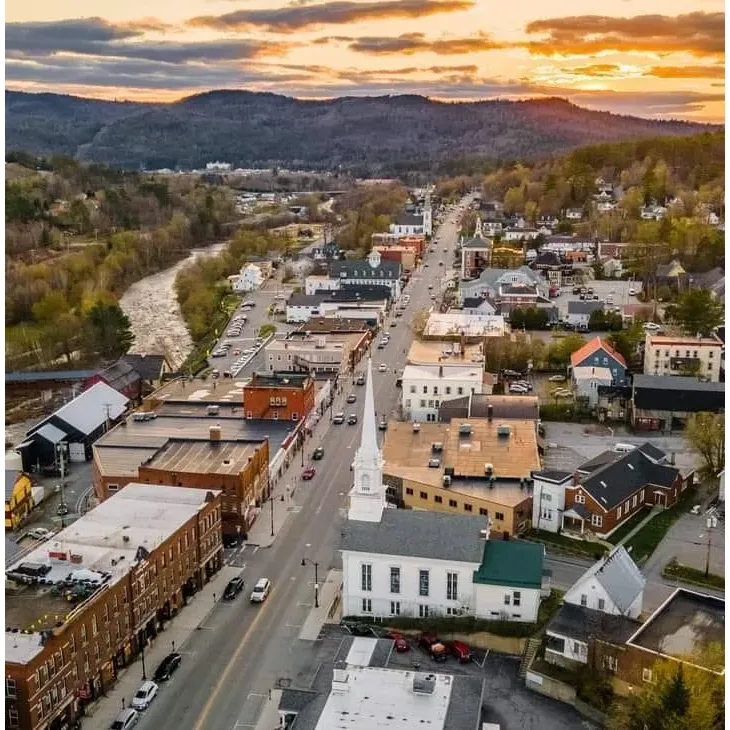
[246, 372, 311, 389]
[6, 484, 219, 664]
[424, 312, 506, 338]
[627, 589, 725, 673]
[147, 378, 247, 405]
[143, 439, 262, 476]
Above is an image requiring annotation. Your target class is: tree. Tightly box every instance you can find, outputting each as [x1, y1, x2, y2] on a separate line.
[665, 289, 723, 337]
[547, 333, 586, 367]
[685, 412, 725, 476]
[607, 320, 645, 366]
[85, 303, 135, 359]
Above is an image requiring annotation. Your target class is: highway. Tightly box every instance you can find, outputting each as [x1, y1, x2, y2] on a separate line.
[136, 197, 474, 730]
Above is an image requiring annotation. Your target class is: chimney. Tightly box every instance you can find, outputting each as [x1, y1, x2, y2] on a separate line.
[487, 404, 493, 421]
[209, 424, 222, 443]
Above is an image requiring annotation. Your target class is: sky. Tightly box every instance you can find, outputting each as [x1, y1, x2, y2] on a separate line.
[5, 0, 726, 121]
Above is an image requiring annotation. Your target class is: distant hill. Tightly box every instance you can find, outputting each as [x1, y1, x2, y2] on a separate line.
[5, 89, 721, 173]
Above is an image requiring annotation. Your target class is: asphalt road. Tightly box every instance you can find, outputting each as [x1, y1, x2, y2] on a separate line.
[134, 199, 472, 730]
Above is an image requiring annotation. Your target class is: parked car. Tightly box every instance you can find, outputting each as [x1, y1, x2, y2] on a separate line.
[250, 578, 271, 603]
[418, 632, 440, 651]
[347, 414, 358, 425]
[333, 412, 345, 424]
[449, 641, 472, 663]
[302, 466, 316, 480]
[347, 394, 357, 403]
[644, 322, 661, 332]
[379, 363, 387, 372]
[629, 288, 637, 296]
[312, 447, 324, 460]
[28, 527, 54, 540]
[153, 653, 182, 682]
[223, 577, 245, 600]
[386, 631, 410, 653]
[548, 374, 566, 382]
[348, 623, 374, 637]
[356, 375, 366, 385]
[131, 681, 158, 710]
[378, 419, 388, 431]
[111, 709, 139, 730]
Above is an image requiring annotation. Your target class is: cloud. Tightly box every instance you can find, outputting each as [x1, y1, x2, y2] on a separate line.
[563, 64, 622, 76]
[524, 12, 725, 57]
[188, 0, 473, 32]
[325, 32, 505, 55]
[6, 18, 293, 62]
[648, 65, 725, 78]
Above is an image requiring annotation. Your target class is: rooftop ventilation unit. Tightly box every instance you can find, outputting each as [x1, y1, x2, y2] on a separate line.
[432, 442, 444, 453]
[412, 674, 436, 695]
[459, 423, 472, 436]
[442, 475, 451, 487]
[497, 425, 511, 438]
[206, 405, 220, 416]
[485, 463, 493, 475]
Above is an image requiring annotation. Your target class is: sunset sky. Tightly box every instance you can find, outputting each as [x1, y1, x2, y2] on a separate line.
[5, 0, 726, 121]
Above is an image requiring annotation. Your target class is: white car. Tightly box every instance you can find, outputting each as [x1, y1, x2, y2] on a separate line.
[131, 681, 159, 710]
[378, 364, 387, 372]
[548, 375, 566, 382]
[644, 322, 661, 331]
[628, 288, 637, 296]
[250, 578, 271, 603]
[111, 709, 139, 730]
[28, 527, 54, 541]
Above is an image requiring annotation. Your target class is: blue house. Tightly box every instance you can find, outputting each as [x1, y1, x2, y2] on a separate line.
[570, 337, 628, 385]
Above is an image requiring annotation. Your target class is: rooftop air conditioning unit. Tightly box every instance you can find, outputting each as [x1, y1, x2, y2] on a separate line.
[459, 423, 472, 436]
[497, 425, 511, 438]
[485, 463, 493, 475]
[442, 475, 451, 487]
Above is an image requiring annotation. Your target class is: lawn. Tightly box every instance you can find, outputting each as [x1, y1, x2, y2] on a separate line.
[663, 560, 725, 591]
[625, 491, 695, 564]
[523, 530, 608, 559]
[607, 508, 650, 545]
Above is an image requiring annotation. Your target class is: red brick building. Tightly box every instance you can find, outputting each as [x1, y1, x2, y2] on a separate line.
[242, 372, 315, 422]
[5, 484, 223, 730]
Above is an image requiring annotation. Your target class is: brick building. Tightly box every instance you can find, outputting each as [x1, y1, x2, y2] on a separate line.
[242, 372, 315, 422]
[5, 484, 222, 730]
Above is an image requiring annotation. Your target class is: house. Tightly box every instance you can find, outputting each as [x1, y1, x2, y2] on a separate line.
[654, 259, 687, 289]
[232, 263, 265, 293]
[631, 375, 725, 431]
[596, 201, 618, 213]
[329, 251, 402, 298]
[310, 243, 343, 261]
[531, 251, 573, 288]
[564, 208, 583, 220]
[643, 333, 723, 382]
[422, 312, 506, 339]
[401, 363, 485, 422]
[570, 337, 628, 386]
[503, 227, 540, 242]
[566, 300, 604, 330]
[304, 275, 340, 296]
[242, 372, 315, 422]
[572, 367, 613, 405]
[541, 235, 595, 254]
[265, 332, 369, 377]
[438, 394, 539, 423]
[18, 383, 129, 472]
[461, 296, 497, 315]
[286, 294, 327, 323]
[372, 245, 417, 272]
[121, 354, 170, 390]
[341, 362, 545, 621]
[5, 470, 33, 530]
[389, 212, 424, 236]
[459, 266, 547, 302]
[460, 231, 493, 280]
[84, 359, 141, 401]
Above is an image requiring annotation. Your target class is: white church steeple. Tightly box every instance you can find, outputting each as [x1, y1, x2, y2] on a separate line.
[348, 358, 386, 523]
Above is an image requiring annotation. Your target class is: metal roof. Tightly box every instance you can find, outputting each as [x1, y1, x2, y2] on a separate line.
[35, 424, 67, 444]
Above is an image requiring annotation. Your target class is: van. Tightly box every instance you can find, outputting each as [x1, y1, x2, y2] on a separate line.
[450, 640, 472, 663]
[613, 443, 637, 453]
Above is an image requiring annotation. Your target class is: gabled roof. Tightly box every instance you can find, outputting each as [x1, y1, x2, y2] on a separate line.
[567, 300, 604, 315]
[394, 213, 423, 226]
[548, 603, 640, 645]
[36, 423, 67, 445]
[331, 284, 392, 302]
[636, 442, 667, 463]
[472, 539, 544, 589]
[121, 354, 167, 382]
[569, 546, 646, 615]
[97, 360, 141, 391]
[570, 337, 627, 368]
[462, 237, 491, 249]
[329, 260, 401, 280]
[581, 448, 680, 511]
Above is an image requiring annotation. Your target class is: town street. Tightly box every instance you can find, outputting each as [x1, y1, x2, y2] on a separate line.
[134, 200, 471, 730]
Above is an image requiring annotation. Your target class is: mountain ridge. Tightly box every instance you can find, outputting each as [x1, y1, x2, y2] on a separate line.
[5, 89, 721, 173]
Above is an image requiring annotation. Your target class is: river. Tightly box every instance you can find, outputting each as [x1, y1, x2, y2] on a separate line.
[119, 242, 228, 370]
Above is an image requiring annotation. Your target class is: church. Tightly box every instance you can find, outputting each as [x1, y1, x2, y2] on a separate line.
[340, 360, 546, 622]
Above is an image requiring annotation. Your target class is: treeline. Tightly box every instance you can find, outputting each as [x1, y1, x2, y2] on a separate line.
[5, 154, 237, 368]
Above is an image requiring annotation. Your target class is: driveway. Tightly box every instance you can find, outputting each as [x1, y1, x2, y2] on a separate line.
[551, 279, 643, 318]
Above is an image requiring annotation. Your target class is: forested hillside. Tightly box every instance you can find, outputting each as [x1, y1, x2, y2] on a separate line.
[6, 90, 718, 173]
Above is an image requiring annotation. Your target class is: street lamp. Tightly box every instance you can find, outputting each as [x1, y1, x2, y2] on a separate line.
[301, 557, 319, 608]
[141, 640, 147, 681]
[705, 514, 718, 578]
[270, 493, 275, 537]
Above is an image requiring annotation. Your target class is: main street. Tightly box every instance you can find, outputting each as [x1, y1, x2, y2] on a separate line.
[135, 198, 472, 730]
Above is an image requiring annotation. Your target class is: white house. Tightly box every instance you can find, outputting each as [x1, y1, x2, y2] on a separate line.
[390, 212, 424, 236]
[305, 275, 340, 296]
[401, 363, 485, 422]
[503, 227, 540, 242]
[341, 360, 545, 622]
[233, 263, 265, 293]
[640, 204, 667, 220]
[286, 294, 326, 323]
[596, 201, 618, 213]
[566, 300, 604, 329]
[572, 366, 613, 406]
[564, 208, 583, 220]
[329, 250, 402, 299]
[531, 470, 573, 534]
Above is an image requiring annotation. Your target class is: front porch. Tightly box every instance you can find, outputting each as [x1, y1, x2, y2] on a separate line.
[561, 504, 592, 537]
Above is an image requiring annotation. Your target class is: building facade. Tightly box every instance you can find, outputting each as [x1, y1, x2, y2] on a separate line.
[242, 372, 315, 422]
[5, 471, 33, 531]
[401, 364, 484, 422]
[643, 334, 723, 382]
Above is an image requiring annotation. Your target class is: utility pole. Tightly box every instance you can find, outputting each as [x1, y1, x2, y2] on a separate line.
[103, 403, 112, 434]
[705, 514, 718, 578]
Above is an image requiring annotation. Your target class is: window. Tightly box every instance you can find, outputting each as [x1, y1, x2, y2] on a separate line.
[390, 601, 401, 616]
[419, 604, 430, 618]
[575, 494, 585, 504]
[504, 593, 511, 605]
[457, 387, 464, 395]
[464, 503, 472, 512]
[479, 508, 488, 516]
[448, 499, 457, 508]
[495, 511, 505, 520]
[445, 387, 451, 395]
[410, 385, 416, 393]
[361, 598, 372, 613]
[597, 598, 605, 610]
[640, 489, 645, 501]
[422, 386, 428, 394]
[419, 570, 430, 597]
[604, 656, 618, 673]
[420, 399, 426, 408]
[446, 572, 458, 601]
[80, 625, 87, 643]
[390, 567, 401, 594]
[427, 400, 434, 408]
[642, 668, 654, 683]
[405, 399, 411, 408]
[108, 484, 119, 492]
[433, 386, 438, 395]
[406, 487, 414, 496]
[434, 495, 443, 504]
[591, 514, 603, 527]
[6, 679, 17, 698]
[420, 491, 428, 500]
[580, 594, 587, 607]
[513, 591, 521, 606]
[361, 564, 372, 592]
[617, 505, 622, 519]
[542, 492, 552, 502]
[8, 709, 19, 728]
[632, 495, 638, 508]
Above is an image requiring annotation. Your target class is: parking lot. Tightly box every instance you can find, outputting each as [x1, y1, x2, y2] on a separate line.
[552, 279, 643, 317]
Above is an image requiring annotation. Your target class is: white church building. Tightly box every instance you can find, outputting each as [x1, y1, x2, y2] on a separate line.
[340, 360, 546, 622]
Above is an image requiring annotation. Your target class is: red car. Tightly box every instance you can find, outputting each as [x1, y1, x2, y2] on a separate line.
[386, 631, 410, 653]
[449, 640, 472, 663]
[302, 467, 316, 480]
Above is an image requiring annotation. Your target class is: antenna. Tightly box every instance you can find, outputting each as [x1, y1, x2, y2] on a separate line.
[103, 403, 112, 433]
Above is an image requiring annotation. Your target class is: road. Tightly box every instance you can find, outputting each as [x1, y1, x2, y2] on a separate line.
[137, 197, 473, 730]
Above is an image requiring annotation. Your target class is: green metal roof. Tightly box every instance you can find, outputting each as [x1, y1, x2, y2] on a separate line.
[472, 540, 544, 589]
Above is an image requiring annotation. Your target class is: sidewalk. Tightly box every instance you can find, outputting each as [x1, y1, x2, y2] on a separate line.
[616, 506, 661, 547]
[253, 689, 282, 730]
[82, 565, 243, 730]
[299, 569, 342, 640]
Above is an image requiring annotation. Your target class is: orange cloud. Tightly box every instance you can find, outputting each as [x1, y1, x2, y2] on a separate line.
[648, 65, 725, 79]
[524, 12, 725, 58]
[189, 0, 474, 32]
[322, 32, 505, 55]
[564, 64, 621, 76]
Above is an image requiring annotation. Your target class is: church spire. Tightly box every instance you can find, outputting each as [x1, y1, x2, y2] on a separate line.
[357, 357, 379, 465]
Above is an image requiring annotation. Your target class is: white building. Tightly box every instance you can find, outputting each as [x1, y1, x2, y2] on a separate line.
[390, 213, 424, 236]
[341, 360, 545, 622]
[329, 250, 402, 299]
[565, 208, 583, 220]
[423, 189, 433, 237]
[640, 204, 667, 220]
[531, 470, 572, 534]
[643, 333, 723, 382]
[423, 312, 506, 338]
[572, 366, 613, 406]
[566, 300, 604, 329]
[402, 364, 484, 422]
[232, 263, 265, 293]
[286, 294, 325, 323]
[503, 227, 540, 242]
[305, 275, 340, 296]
